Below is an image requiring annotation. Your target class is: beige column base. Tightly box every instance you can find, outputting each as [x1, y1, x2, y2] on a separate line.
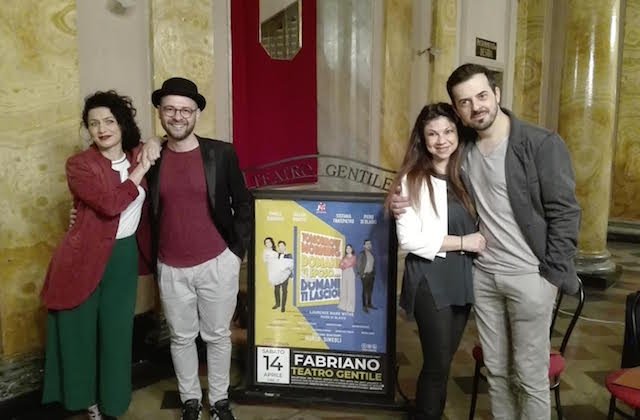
[575, 251, 621, 289]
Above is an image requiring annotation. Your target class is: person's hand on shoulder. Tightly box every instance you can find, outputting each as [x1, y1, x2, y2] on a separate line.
[140, 154, 152, 172]
[390, 185, 411, 218]
[137, 136, 164, 164]
[129, 152, 154, 184]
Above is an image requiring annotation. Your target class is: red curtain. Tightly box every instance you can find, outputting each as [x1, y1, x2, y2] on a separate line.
[231, 0, 318, 188]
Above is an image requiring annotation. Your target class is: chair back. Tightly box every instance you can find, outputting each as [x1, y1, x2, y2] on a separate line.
[632, 293, 640, 354]
[621, 291, 640, 368]
[550, 276, 585, 356]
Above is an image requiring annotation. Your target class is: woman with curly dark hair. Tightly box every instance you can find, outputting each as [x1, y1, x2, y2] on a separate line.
[41, 90, 154, 419]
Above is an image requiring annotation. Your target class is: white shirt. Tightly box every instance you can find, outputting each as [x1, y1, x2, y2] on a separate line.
[395, 175, 448, 260]
[111, 156, 145, 239]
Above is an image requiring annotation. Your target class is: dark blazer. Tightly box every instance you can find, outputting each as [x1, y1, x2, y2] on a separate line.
[146, 136, 253, 266]
[41, 145, 152, 310]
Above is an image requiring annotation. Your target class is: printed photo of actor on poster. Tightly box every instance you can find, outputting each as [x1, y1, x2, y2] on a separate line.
[263, 236, 294, 312]
[357, 239, 377, 313]
[275, 240, 293, 312]
[337, 243, 356, 314]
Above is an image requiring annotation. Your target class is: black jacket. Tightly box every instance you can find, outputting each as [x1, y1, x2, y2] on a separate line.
[146, 136, 253, 268]
[461, 109, 581, 294]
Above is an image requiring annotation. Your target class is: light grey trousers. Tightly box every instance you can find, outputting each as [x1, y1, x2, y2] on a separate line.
[158, 248, 240, 406]
[473, 266, 557, 420]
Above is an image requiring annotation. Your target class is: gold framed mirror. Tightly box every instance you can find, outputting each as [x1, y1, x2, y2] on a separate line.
[259, 0, 302, 60]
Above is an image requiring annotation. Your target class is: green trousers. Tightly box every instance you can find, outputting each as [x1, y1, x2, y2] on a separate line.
[42, 236, 138, 416]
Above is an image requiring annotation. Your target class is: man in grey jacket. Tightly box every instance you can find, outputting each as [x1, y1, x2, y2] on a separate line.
[392, 63, 580, 419]
[356, 239, 376, 313]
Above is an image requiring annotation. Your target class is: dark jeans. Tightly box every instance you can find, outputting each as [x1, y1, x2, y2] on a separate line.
[274, 278, 289, 310]
[361, 272, 374, 308]
[413, 279, 470, 420]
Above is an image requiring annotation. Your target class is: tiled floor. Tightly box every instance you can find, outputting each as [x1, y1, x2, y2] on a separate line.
[42, 242, 640, 419]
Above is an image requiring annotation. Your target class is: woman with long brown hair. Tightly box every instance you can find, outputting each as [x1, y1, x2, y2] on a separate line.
[386, 102, 485, 419]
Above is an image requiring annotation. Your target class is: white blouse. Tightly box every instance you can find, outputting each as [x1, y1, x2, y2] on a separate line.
[111, 156, 145, 239]
[395, 175, 448, 260]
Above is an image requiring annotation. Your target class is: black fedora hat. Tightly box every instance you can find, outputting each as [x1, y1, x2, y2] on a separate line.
[152, 77, 206, 110]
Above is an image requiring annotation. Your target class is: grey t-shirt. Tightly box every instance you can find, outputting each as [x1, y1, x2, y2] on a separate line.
[466, 138, 539, 275]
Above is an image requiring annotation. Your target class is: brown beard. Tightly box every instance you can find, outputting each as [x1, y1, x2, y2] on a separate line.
[162, 119, 195, 141]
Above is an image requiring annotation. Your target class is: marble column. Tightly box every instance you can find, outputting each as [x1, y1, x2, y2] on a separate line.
[379, 0, 413, 170]
[0, 0, 80, 401]
[512, 0, 545, 125]
[428, 0, 457, 104]
[151, 0, 216, 138]
[557, 0, 622, 286]
[611, 0, 640, 223]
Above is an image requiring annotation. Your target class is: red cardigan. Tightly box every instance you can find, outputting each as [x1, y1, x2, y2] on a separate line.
[41, 145, 151, 310]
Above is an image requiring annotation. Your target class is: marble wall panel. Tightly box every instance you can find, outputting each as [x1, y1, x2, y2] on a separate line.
[611, 0, 640, 222]
[512, 0, 544, 124]
[317, 0, 374, 162]
[0, 0, 80, 355]
[558, 0, 621, 254]
[379, 0, 413, 170]
[428, 0, 457, 104]
[151, 0, 215, 138]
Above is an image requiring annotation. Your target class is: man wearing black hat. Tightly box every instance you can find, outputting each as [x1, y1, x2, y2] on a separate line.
[145, 77, 251, 420]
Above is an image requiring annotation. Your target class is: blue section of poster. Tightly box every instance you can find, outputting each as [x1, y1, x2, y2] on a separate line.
[295, 200, 389, 353]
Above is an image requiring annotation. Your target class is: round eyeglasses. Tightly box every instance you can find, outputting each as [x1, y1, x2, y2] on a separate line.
[160, 106, 197, 118]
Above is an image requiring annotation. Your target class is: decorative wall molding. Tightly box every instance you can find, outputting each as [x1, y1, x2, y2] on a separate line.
[243, 154, 396, 192]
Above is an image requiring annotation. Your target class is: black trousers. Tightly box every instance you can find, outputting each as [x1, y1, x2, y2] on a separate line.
[413, 279, 470, 420]
[361, 273, 375, 308]
[273, 278, 289, 309]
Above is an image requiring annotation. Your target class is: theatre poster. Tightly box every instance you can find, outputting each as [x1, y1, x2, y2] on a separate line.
[246, 190, 397, 404]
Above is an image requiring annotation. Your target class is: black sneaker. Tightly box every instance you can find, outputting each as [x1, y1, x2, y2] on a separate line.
[211, 399, 236, 420]
[181, 399, 202, 420]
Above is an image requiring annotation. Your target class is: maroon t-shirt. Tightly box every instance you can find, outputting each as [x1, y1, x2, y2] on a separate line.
[158, 147, 227, 267]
